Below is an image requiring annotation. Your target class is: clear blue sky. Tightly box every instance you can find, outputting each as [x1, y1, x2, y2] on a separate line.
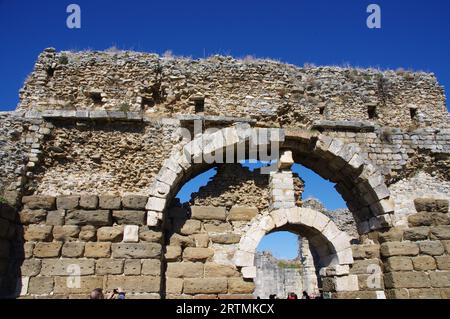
[1, 0, 448, 258]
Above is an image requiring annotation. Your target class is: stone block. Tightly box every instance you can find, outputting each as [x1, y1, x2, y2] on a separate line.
[183, 247, 214, 261]
[165, 245, 182, 261]
[385, 288, 409, 299]
[33, 242, 63, 258]
[28, 276, 54, 295]
[204, 262, 240, 278]
[384, 272, 430, 288]
[96, 259, 124, 275]
[430, 226, 450, 240]
[79, 225, 96, 241]
[352, 244, 380, 259]
[166, 278, 183, 294]
[40, 259, 95, 276]
[98, 195, 121, 209]
[380, 242, 419, 257]
[191, 234, 210, 248]
[443, 240, 450, 254]
[183, 278, 228, 294]
[241, 266, 257, 279]
[203, 223, 232, 233]
[166, 262, 204, 278]
[408, 212, 450, 227]
[412, 255, 436, 271]
[233, 250, 254, 267]
[211, 233, 241, 244]
[145, 197, 166, 212]
[435, 256, 450, 270]
[414, 198, 448, 213]
[20, 259, 42, 276]
[123, 225, 139, 243]
[106, 275, 160, 293]
[271, 209, 288, 227]
[52, 225, 80, 241]
[418, 240, 445, 256]
[56, 196, 80, 210]
[24, 225, 53, 242]
[350, 259, 381, 274]
[46, 210, 65, 226]
[113, 210, 146, 226]
[385, 257, 413, 272]
[141, 259, 161, 276]
[334, 275, 359, 292]
[84, 242, 111, 258]
[79, 195, 98, 209]
[403, 227, 430, 241]
[122, 195, 147, 209]
[378, 228, 404, 243]
[111, 243, 161, 258]
[429, 271, 450, 288]
[54, 276, 103, 294]
[139, 228, 162, 242]
[408, 288, 442, 299]
[20, 209, 47, 225]
[97, 226, 123, 242]
[357, 274, 384, 291]
[228, 207, 258, 221]
[124, 260, 141, 275]
[61, 242, 85, 258]
[22, 196, 55, 210]
[179, 219, 201, 235]
[228, 278, 255, 294]
[191, 206, 226, 221]
[65, 210, 111, 227]
[169, 233, 195, 247]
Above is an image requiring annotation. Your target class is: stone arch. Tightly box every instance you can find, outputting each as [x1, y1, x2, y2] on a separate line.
[146, 125, 394, 234]
[233, 207, 358, 295]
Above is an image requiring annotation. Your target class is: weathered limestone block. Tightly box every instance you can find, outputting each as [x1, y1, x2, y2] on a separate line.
[204, 262, 240, 277]
[139, 227, 162, 242]
[56, 196, 80, 210]
[24, 225, 53, 241]
[414, 198, 449, 213]
[84, 242, 111, 258]
[385, 257, 413, 272]
[28, 276, 54, 295]
[22, 196, 55, 210]
[183, 247, 214, 261]
[228, 207, 258, 221]
[241, 266, 257, 279]
[79, 195, 98, 209]
[111, 243, 161, 258]
[435, 256, 450, 270]
[191, 206, 226, 221]
[99, 195, 121, 209]
[96, 259, 124, 275]
[166, 262, 204, 278]
[141, 259, 161, 276]
[357, 274, 385, 291]
[179, 219, 201, 235]
[384, 272, 431, 288]
[408, 288, 442, 299]
[418, 240, 445, 256]
[46, 210, 65, 226]
[165, 245, 182, 261]
[33, 242, 63, 258]
[20, 259, 42, 276]
[40, 259, 95, 276]
[123, 225, 139, 243]
[430, 226, 450, 240]
[271, 209, 288, 227]
[61, 242, 85, 258]
[52, 225, 80, 241]
[106, 275, 160, 293]
[166, 277, 183, 294]
[429, 271, 450, 288]
[350, 259, 382, 274]
[228, 278, 255, 294]
[385, 288, 410, 299]
[412, 256, 436, 271]
[203, 223, 232, 233]
[211, 233, 241, 244]
[112, 210, 146, 225]
[352, 244, 380, 259]
[97, 226, 123, 242]
[54, 276, 103, 294]
[183, 278, 228, 294]
[145, 197, 166, 212]
[169, 233, 195, 247]
[408, 212, 450, 227]
[334, 275, 359, 292]
[23, 242, 35, 259]
[146, 211, 160, 226]
[378, 228, 404, 243]
[122, 195, 147, 209]
[443, 240, 450, 254]
[20, 209, 47, 225]
[380, 242, 419, 257]
[65, 210, 111, 226]
[124, 260, 141, 275]
[233, 250, 254, 267]
[191, 234, 210, 248]
[403, 227, 430, 241]
[79, 225, 96, 241]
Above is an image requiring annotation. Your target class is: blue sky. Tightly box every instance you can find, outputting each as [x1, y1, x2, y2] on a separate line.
[1, 0, 449, 259]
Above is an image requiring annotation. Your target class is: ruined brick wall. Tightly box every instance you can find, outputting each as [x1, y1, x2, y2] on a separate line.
[18, 48, 448, 129]
[14, 194, 163, 299]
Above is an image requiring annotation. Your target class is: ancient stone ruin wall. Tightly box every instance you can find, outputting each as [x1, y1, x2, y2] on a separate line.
[18, 48, 448, 129]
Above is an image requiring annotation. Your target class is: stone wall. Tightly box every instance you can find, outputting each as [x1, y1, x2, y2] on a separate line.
[18, 49, 448, 129]
[14, 194, 163, 299]
[254, 252, 303, 299]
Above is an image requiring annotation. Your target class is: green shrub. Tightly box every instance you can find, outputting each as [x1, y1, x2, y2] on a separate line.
[59, 54, 69, 65]
[119, 103, 131, 112]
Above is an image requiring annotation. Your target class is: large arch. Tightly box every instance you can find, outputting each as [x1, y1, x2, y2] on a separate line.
[145, 124, 394, 234]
